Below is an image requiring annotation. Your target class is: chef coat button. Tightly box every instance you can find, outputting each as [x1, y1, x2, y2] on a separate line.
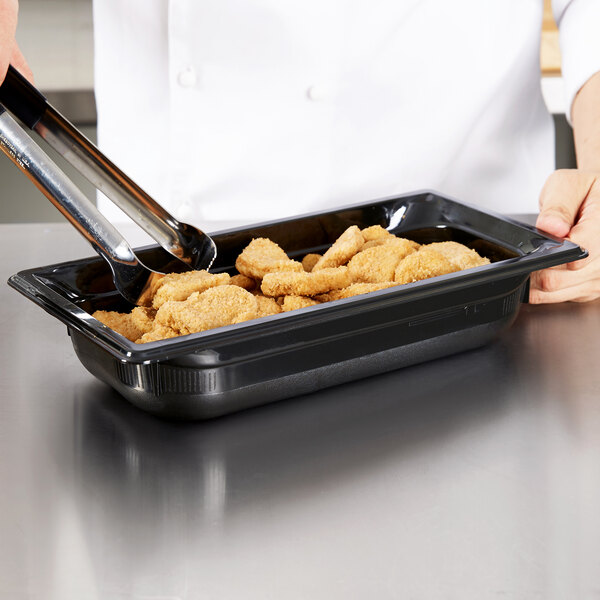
[306, 85, 328, 102]
[178, 66, 198, 88]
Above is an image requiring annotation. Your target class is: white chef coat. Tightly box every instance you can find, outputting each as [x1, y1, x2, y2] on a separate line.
[93, 0, 600, 231]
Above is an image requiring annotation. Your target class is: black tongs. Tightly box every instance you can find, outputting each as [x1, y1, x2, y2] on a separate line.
[0, 65, 216, 306]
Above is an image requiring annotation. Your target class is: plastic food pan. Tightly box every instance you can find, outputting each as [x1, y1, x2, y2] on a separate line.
[8, 192, 586, 419]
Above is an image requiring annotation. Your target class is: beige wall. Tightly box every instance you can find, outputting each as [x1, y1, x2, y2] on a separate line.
[542, 0, 561, 75]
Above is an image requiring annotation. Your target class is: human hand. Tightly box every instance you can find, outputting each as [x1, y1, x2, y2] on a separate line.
[529, 169, 600, 303]
[0, 0, 33, 84]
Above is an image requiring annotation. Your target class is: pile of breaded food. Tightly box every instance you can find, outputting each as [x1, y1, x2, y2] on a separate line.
[92, 225, 489, 343]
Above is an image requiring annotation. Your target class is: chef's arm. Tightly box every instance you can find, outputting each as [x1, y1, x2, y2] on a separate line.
[530, 71, 600, 303]
[572, 70, 600, 171]
[0, 0, 33, 85]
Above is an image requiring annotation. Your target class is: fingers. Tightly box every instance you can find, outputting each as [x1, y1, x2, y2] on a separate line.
[530, 170, 600, 303]
[536, 170, 596, 238]
[10, 42, 33, 83]
[529, 280, 599, 303]
[564, 177, 600, 271]
[0, 0, 19, 83]
[530, 263, 592, 297]
[529, 236, 599, 303]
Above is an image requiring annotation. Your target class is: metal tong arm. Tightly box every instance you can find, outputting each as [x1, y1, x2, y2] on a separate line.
[0, 65, 197, 265]
[0, 104, 150, 295]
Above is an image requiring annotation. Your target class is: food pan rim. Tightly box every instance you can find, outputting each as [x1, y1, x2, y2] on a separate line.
[7, 192, 586, 363]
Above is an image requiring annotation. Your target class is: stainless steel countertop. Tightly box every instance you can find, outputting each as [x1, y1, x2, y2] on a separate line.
[1, 222, 599, 599]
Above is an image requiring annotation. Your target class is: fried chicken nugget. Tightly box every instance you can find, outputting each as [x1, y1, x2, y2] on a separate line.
[361, 225, 392, 242]
[137, 273, 165, 307]
[136, 325, 180, 344]
[154, 286, 258, 336]
[360, 240, 389, 250]
[255, 295, 282, 317]
[312, 226, 364, 271]
[348, 238, 418, 283]
[93, 310, 147, 342]
[130, 306, 156, 334]
[261, 267, 351, 297]
[235, 238, 303, 280]
[361, 236, 420, 251]
[425, 242, 490, 270]
[151, 270, 230, 308]
[315, 282, 398, 302]
[302, 253, 321, 273]
[281, 295, 320, 312]
[394, 247, 459, 284]
[230, 273, 257, 291]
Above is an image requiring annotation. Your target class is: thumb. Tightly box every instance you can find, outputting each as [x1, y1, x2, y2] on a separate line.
[536, 170, 595, 238]
[10, 43, 34, 84]
[0, 0, 19, 84]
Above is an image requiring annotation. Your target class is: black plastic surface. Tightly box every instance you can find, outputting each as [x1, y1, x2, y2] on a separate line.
[8, 192, 587, 419]
[0, 65, 48, 129]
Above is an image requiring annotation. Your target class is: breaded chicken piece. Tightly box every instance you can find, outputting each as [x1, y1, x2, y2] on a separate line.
[315, 282, 398, 302]
[362, 239, 394, 251]
[281, 295, 321, 312]
[255, 295, 282, 317]
[137, 273, 165, 307]
[230, 273, 257, 291]
[394, 247, 459, 284]
[425, 242, 490, 270]
[136, 325, 180, 344]
[154, 286, 258, 336]
[235, 238, 303, 280]
[361, 239, 387, 250]
[93, 310, 147, 342]
[348, 238, 418, 283]
[312, 226, 364, 271]
[261, 267, 351, 297]
[151, 270, 230, 308]
[361, 225, 392, 242]
[302, 253, 321, 273]
[130, 306, 156, 334]
[361, 236, 420, 251]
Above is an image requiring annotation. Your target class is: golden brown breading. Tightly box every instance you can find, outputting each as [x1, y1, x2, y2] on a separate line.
[136, 273, 165, 307]
[235, 238, 303, 280]
[394, 247, 459, 284]
[230, 273, 257, 291]
[255, 295, 283, 317]
[280, 295, 321, 312]
[130, 306, 156, 335]
[261, 267, 351, 297]
[97, 226, 492, 343]
[302, 253, 321, 273]
[312, 226, 364, 271]
[389, 237, 420, 250]
[92, 310, 146, 342]
[361, 239, 388, 250]
[315, 282, 398, 302]
[425, 242, 490, 270]
[136, 325, 180, 344]
[361, 236, 420, 251]
[154, 286, 258, 336]
[361, 225, 392, 242]
[151, 270, 230, 308]
[348, 238, 418, 283]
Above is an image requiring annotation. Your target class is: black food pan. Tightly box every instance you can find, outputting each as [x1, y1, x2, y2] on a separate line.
[8, 192, 586, 419]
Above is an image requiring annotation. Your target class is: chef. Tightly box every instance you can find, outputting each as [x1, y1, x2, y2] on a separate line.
[1, 0, 599, 302]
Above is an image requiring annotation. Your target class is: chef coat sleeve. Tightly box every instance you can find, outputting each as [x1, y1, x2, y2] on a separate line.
[553, 0, 600, 123]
